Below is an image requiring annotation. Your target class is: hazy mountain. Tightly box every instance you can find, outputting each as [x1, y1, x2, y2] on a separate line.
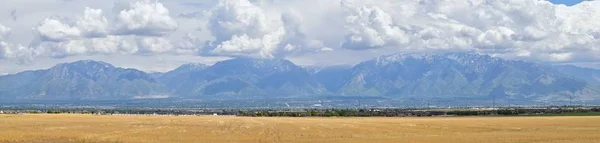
[313, 66, 353, 92]
[304, 65, 352, 75]
[1, 53, 599, 103]
[148, 72, 165, 79]
[316, 53, 600, 101]
[0, 60, 169, 100]
[158, 63, 208, 90]
[553, 65, 600, 85]
[165, 58, 325, 97]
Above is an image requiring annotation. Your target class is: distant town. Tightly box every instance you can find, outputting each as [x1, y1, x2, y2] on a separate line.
[2, 102, 598, 117]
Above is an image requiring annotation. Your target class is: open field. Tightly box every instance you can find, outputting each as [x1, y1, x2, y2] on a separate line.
[0, 114, 599, 143]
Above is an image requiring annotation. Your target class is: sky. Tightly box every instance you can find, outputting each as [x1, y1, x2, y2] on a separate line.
[550, 0, 586, 6]
[0, 0, 599, 74]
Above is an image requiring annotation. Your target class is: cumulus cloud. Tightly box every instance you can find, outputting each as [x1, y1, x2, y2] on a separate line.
[279, 11, 332, 54]
[338, 0, 600, 62]
[114, 0, 178, 36]
[206, 0, 283, 58]
[212, 28, 285, 58]
[208, 0, 273, 42]
[77, 7, 109, 38]
[0, 23, 36, 63]
[0, 41, 36, 63]
[205, 0, 330, 58]
[37, 36, 137, 58]
[34, 17, 83, 42]
[0, 23, 12, 58]
[175, 33, 203, 54]
[33, 7, 108, 42]
[341, 5, 410, 50]
[35, 35, 179, 58]
[31, 7, 127, 59]
[29, 0, 184, 59]
[135, 37, 173, 54]
[0, 23, 10, 38]
[3, 0, 600, 65]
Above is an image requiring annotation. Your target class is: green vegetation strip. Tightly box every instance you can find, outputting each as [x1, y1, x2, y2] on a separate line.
[522, 112, 600, 116]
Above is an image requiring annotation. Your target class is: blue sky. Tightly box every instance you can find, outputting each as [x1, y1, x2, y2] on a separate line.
[549, 0, 585, 5]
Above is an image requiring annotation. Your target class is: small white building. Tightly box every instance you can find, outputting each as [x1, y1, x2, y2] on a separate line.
[0, 110, 4, 114]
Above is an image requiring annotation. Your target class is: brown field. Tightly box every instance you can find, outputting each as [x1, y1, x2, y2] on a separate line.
[0, 114, 599, 143]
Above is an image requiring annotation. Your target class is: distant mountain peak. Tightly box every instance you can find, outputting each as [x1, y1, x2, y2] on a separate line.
[375, 53, 430, 66]
[442, 52, 500, 60]
[184, 63, 208, 67]
[58, 60, 115, 69]
[213, 58, 299, 72]
[73, 59, 112, 65]
[0, 59, 168, 100]
[371, 52, 503, 66]
[305, 65, 352, 75]
[176, 63, 208, 70]
[228, 57, 292, 64]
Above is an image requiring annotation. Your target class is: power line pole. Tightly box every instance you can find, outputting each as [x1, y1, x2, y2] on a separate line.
[569, 95, 573, 108]
[492, 94, 496, 109]
[508, 97, 511, 108]
[492, 94, 497, 115]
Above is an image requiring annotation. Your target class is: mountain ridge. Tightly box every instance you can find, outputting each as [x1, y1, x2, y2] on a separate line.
[1, 54, 599, 103]
[0, 60, 169, 100]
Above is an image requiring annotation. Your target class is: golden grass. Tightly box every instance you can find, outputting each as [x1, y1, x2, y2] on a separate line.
[0, 114, 599, 143]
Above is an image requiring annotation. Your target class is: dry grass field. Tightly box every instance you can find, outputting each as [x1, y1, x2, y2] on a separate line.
[0, 114, 599, 143]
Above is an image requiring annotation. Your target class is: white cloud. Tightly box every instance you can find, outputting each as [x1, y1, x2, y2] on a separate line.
[279, 11, 332, 54]
[35, 35, 179, 58]
[341, 6, 410, 50]
[34, 17, 82, 42]
[33, 7, 108, 42]
[30, 1, 183, 59]
[175, 33, 203, 55]
[0, 23, 36, 64]
[212, 28, 285, 58]
[0, 41, 36, 64]
[77, 7, 109, 37]
[205, 0, 330, 58]
[135, 37, 173, 54]
[208, 0, 274, 43]
[0, 24, 10, 39]
[337, 0, 600, 62]
[206, 0, 283, 58]
[0, 42, 10, 58]
[3, 0, 600, 70]
[31, 7, 127, 58]
[37, 35, 136, 58]
[115, 0, 178, 36]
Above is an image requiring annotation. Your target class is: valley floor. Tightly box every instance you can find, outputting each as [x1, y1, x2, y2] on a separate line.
[0, 114, 599, 143]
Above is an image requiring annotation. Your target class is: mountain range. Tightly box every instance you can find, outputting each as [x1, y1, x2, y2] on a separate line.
[0, 60, 167, 100]
[1, 53, 600, 103]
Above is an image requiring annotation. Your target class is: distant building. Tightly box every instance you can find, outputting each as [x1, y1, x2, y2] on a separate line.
[0, 110, 4, 114]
